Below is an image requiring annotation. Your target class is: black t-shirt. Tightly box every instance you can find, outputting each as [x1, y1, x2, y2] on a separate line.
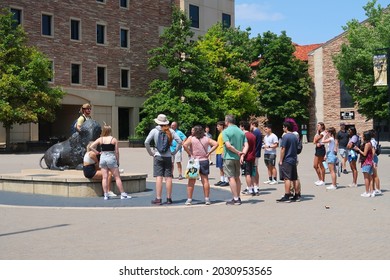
[337, 130, 349, 148]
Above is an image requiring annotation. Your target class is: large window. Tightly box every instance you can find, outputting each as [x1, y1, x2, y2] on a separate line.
[222, 13, 231, 28]
[97, 66, 106, 87]
[189, 4, 199, 28]
[42, 14, 53, 36]
[120, 28, 129, 48]
[340, 81, 354, 108]
[121, 69, 130, 89]
[71, 63, 81, 84]
[70, 19, 81, 41]
[96, 24, 106, 44]
[11, 8, 22, 26]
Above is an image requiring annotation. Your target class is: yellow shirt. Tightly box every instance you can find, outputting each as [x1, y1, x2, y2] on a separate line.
[216, 133, 224, 155]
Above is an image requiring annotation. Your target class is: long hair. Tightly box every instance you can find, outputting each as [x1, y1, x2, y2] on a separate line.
[317, 122, 325, 133]
[327, 127, 336, 138]
[161, 124, 173, 145]
[101, 124, 112, 137]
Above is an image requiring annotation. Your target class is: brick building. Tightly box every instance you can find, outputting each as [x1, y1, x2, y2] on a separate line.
[0, 0, 234, 146]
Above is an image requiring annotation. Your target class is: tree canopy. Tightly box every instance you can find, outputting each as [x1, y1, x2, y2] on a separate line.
[0, 9, 65, 149]
[333, 0, 390, 120]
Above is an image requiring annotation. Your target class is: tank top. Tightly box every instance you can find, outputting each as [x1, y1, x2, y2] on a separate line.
[101, 137, 115, 152]
[83, 152, 96, 164]
[191, 136, 209, 161]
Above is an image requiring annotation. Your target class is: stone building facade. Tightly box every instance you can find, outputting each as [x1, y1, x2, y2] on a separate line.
[0, 0, 235, 146]
[308, 34, 375, 141]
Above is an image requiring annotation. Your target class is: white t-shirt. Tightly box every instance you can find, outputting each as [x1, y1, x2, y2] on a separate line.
[263, 133, 278, 155]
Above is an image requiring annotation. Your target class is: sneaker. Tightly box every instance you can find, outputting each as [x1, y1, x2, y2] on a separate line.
[120, 193, 131, 199]
[209, 161, 214, 165]
[290, 194, 301, 202]
[107, 191, 117, 197]
[178, 175, 184, 180]
[370, 192, 376, 198]
[151, 198, 162, 205]
[326, 185, 337, 190]
[361, 192, 370, 197]
[185, 199, 192, 205]
[205, 198, 211, 205]
[214, 181, 223, 186]
[220, 182, 230, 187]
[276, 194, 291, 203]
[348, 183, 357, 188]
[263, 180, 271, 184]
[226, 198, 241, 205]
[241, 188, 250, 195]
[269, 180, 278, 185]
[374, 189, 382, 195]
[166, 198, 173, 204]
[104, 194, 109, 200]
[343, 169, 348, 174]
[315, 180, 325, 186]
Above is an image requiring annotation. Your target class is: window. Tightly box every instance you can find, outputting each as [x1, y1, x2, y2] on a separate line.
[71, 63, 81, 84]
[42, 14, 53, 36]
[96, 0, 106, 3]
[121, 69, 130, 88]
[70, 19, 81, 41]
[222, 13, 231, 28]
[96, 24, 106, 44]
[120, 0, 128, 8]
[340, 81, 354, 108]
[120, 28, 128, 48]
[97, 66, 106, 86]
[11, 8, 22, 26]
[189, 4, 199, 28]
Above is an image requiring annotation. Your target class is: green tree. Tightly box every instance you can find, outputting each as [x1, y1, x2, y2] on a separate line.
[0, 9, 65, 150]
[333, 0, 390, 120]
[253, 31, 311, 124]
[195, 24, 259, 120]
[136, 6, 216, 136]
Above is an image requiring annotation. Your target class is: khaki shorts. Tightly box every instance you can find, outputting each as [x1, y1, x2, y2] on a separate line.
[223, 159, 241, 178]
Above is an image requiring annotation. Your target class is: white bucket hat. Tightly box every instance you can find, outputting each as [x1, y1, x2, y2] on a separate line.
[154, 114, 170, 125]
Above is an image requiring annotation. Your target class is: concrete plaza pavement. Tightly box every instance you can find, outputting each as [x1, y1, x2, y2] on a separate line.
[1, 144, 390, 260]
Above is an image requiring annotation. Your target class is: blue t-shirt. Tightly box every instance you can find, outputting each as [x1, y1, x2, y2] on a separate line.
[170, 129, 186, 152]
[252, 128, 262, 158]
[281, 132, 298, 165]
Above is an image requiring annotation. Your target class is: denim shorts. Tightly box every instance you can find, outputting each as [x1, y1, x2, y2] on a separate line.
[216, 154, 223, 168]
[99, 152, 118, 169]
[362, 164, 373, 175]
[326, 151, 337, 164]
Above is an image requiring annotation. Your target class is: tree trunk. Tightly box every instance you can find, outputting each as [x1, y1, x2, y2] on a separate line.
[5, 125, 11, 152]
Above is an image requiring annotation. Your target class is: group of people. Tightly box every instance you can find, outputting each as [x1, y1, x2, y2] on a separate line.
[312, 122, 381, 198]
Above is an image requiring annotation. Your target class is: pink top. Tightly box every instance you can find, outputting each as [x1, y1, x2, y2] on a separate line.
[190, 136, 209, 161]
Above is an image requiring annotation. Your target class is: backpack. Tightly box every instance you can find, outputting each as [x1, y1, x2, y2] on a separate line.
[375, 143, 382, 156]
[70, 115, 86, 135]
[156, 130, 170, 153]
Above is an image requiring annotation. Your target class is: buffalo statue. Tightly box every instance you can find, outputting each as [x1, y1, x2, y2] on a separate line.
[40, 119, 102, 170]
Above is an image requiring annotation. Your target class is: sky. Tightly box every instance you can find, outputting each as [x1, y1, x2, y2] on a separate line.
[235, 0, 390, 45]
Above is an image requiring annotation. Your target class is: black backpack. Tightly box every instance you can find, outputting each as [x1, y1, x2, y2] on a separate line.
[70, 115, 86, 135]
[297, 138, 303, 155]
[156, 130, 170, 153]
[375, 143, 382, 156]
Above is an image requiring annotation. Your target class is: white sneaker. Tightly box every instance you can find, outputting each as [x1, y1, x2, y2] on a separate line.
[374, 189, 382, 195]
[185, 199, 192, 205]
[348, 183, 357, 188]
[326, 185, 337, 190]
[269, 180, 278, 185]
[263, 180, 271, 184]
[370, 192, 376, 198]
[205, 198, 211, 205]
[104, 194, 109, 200]
[361, 192, 370, 197]
[315, 180, 325, 186]
[120, 192, 132, 199]
[107, 191, 117, 197]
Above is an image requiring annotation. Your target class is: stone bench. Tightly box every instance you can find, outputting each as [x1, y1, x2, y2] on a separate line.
[0, 169, 147, 197]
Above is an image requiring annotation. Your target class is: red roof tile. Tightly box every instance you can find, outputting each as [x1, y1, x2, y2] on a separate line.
[293, 43, 322, 61]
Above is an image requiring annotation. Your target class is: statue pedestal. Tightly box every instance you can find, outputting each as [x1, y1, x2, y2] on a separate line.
[0, 169, 147, 197]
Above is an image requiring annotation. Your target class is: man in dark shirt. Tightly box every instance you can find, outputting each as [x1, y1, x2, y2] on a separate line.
[277, 121, 298, 203]
[336, 123, 349, 174]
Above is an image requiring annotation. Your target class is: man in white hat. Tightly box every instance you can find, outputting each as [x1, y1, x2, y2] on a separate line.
[144, 114, 183, 205]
